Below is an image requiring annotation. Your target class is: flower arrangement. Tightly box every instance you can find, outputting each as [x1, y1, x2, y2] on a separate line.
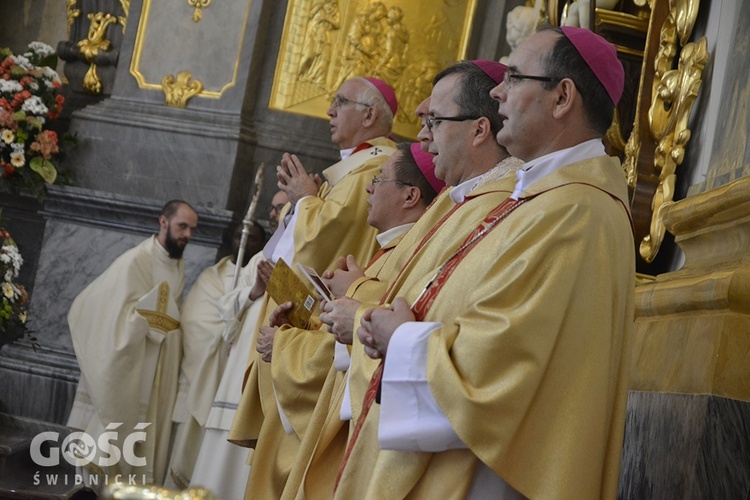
[0, 41, 68, 198]
[0, 215, 36, 349]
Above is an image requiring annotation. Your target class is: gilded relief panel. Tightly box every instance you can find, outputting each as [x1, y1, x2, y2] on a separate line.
[270, 0, 478, 138]
[129, 0, 252, 98]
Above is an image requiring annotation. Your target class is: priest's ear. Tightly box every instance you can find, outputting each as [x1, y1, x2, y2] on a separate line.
[158, 214, 169, 233]
[362, 105, 378, 127]
[402, 186, 422, 208]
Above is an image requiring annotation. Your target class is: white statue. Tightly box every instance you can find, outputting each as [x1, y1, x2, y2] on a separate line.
[501, 3, 539, 64]
[561, 0, 619, 29]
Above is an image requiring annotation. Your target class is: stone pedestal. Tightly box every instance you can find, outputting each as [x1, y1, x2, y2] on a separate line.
[619, 176, 750, 497]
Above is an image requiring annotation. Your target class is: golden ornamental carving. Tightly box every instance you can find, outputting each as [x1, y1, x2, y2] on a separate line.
[606, 109, 627, 155]
[640, 35, 708, 262]
[188, 0, 212, 22]
[161, 71, 204, 107]
[118, 0, 130, 33]
[66, 0, 81, 36]
[623, 120, 640, 191]
[104, 483, 217, 499]
[77, 12, 118, 94]
[270, 0, 478, 139]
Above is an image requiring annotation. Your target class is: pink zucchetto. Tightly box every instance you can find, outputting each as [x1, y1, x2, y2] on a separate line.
[363, 77, 398, 116]
[560, 26, 625, 106]
[410, 142, 445, 194]
[471, 59, 508, 85]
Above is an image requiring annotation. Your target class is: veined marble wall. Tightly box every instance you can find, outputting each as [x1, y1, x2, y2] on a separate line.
[0, 186, 229, 424]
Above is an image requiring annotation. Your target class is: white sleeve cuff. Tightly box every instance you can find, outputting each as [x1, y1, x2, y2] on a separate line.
[334, 341, 351, 371]
[340, 372, 352, 421]
[378, 321, 467, 452]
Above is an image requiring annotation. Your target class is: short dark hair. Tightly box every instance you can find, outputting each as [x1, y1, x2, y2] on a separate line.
[538, 25, 615, 135]
[161, 199, 195, 219]
[433, 61, 504, 137]
[391, 142, 438, 206]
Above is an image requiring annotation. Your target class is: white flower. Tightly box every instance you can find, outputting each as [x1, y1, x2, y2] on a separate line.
[28, 81, 39, 92]
[0, 79, 24, 93]
[1, 129, 14, 144]
[26, 41, 55, 59]
[21, 96, 48, 115]
[42, 67, 61, 84]
[2, 282, 14, 299]
[18, 310, 27, 323]
[11, 55, 32, 71]
[10, 151, 24, 167]
[11, 143, 23, 152]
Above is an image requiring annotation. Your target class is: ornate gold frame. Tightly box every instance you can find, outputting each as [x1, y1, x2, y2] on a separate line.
[268, 0, 478, 139]
[129, 0, 252, 99]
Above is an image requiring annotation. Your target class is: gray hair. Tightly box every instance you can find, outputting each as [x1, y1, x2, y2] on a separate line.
[352, 77, 394, 132]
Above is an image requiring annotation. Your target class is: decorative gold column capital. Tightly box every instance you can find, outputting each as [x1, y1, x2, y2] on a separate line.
[161, 71, 204, 107]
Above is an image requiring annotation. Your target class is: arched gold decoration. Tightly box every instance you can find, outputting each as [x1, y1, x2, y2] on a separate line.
[118, 0, 130, 33]
[66, 0, 81, 36]
[638, 0, 706, 263]
[161, 71, 204, 107]
[188, 0, 212, 22]
[77, 12, 118, 94]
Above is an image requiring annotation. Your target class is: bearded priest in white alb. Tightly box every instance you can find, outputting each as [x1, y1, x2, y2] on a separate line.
[67, 201, 198, 486]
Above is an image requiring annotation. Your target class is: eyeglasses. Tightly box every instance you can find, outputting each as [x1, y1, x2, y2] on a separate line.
[268, 203, 286, 214]
[371, 175, 413, 187]
[331, 94, 372, 109]
[423, 115, 480, 131]
[502, 71, 560, 91]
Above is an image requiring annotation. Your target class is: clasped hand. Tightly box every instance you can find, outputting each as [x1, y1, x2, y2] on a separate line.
[321, 255, 366, 297]
[319, 297, 361, 345]
[277, 153, 322, 206]
[357, 297, 415, 359]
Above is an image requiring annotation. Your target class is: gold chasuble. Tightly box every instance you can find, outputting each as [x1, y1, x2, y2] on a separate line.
[279, 231, 407, 500]
[335, 156, 635, 500]
[288, 166, 522, 499]
[230, 137, 395, 499]
[67, 235, 183, 485]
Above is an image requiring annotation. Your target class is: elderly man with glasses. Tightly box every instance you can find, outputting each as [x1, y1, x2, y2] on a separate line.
[339, 27, 634, 500]
[228, 76, 398, 499]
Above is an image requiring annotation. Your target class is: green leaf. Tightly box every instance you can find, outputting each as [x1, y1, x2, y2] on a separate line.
[29, 157, 57, 184]
[26, 117, 43, 131]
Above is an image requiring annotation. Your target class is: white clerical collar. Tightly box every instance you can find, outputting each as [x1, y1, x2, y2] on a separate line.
[449, 175, 481, 204]
[449, 156, 525, 204]
[376, 223, 414, 248]
[511, 139, 606, 200]
[340, 146, 356, 160]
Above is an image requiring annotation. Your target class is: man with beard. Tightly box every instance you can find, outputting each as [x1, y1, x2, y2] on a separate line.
[67, 200, 198, 487]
